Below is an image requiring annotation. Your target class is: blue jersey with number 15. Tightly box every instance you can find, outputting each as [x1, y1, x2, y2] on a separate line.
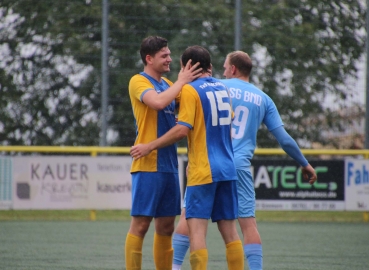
[221, 78, 284, 169]
[177, 77, 237, 186]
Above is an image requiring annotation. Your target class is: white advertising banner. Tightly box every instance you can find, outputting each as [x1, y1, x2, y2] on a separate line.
[345, 159, 369, 211]
[12, 156, 133, 210]
[256, 200, 345, 211]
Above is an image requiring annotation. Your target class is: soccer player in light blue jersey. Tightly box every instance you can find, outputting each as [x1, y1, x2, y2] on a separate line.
[170, 51, 317, 270]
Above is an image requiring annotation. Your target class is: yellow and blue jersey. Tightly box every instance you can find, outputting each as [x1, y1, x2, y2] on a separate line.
[177, 77, 237, 186]
[129, 72, 180, 173]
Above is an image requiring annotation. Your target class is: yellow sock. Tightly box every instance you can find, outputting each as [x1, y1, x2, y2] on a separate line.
[226, 240, 244, 270]
[189, 249, 208, 270]
[153, 232, 173, 270]
[125, 233, 144, 270]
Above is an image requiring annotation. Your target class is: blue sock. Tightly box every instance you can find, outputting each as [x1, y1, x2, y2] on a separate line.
[172, 233, 190, 265]
[244, 243, 263, 270]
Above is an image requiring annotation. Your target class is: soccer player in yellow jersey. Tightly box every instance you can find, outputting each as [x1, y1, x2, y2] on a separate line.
[125, 36, 201, 270]
[170, 51, 317, 270]
[131, 45, 244, 270]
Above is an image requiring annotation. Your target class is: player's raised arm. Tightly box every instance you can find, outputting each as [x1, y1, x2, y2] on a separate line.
[142, 60, 201, 110]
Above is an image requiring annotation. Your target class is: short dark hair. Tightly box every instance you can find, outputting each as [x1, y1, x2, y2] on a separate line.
[140, 36, 168, 65]
[227, 51, 252, 77]
[181, 45, 211, 73]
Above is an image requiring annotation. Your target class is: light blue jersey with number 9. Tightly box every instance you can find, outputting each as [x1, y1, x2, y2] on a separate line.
[221, 78, 284, 169]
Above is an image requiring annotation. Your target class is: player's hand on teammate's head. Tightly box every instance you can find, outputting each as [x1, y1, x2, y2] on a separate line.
[301, 164, 317, 185]
[177, 59, 202, 84]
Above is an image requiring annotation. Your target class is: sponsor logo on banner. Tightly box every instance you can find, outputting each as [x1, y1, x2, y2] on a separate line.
[96, 162, 131, 193]
[345, 159, 369, 211]
[29, 162, 90, 200]
[12, 156, 133, 210]
[251, 160, 345, 210]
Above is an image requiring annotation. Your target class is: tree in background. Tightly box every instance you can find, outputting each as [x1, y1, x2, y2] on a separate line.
[0, 1, 98, 146]
[0, 0, 366, 148]
[243, 0, 366, 147]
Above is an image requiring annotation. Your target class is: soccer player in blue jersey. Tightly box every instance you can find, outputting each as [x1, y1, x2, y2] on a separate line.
[130, 45, 244, 270]
[126, 36, 201, 270]
[170, 51, 317, 270]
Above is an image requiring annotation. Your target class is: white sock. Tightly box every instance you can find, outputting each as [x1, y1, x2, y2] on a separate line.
[172, 263, 181, 270]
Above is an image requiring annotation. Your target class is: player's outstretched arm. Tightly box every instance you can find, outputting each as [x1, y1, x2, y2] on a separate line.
[271, 126, 317, 184]
[270, 126, 308, 166]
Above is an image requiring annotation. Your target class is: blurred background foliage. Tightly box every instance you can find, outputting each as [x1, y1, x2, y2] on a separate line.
[0, 0, 366, 148]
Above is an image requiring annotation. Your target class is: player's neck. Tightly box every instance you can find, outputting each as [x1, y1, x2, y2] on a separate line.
[199, 73, 210, 78]
[233, 74, 249, 82]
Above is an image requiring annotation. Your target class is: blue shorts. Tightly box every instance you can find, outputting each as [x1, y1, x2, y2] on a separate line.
[237, 168, 255, 218]
[185, 181, 238, 222]
[131, 172, 181, 217]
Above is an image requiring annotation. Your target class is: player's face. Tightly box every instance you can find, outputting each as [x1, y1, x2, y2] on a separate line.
[223, 57, 232, 79]
[151, 47, 172, 74]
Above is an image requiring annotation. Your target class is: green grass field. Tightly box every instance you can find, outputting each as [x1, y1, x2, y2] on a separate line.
[0, 211, 368, 270]
[0, 209, 367, 222]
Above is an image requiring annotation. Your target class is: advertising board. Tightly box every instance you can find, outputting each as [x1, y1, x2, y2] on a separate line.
[12, 156, 133, 209]
[345, 159, 369, 211]
[252, 159, 345, 210]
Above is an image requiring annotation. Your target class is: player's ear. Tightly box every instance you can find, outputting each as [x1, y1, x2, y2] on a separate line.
[208, 64, 213, 75]
[231, 65, 237, 75]
[146, 54, 153, 65]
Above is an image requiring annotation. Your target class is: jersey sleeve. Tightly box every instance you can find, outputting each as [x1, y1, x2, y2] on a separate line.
[129, 74, 154, 102]
[263, 95, 284, 131]
[177, 84, 197, 129]
[271, 126, 308, 167]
